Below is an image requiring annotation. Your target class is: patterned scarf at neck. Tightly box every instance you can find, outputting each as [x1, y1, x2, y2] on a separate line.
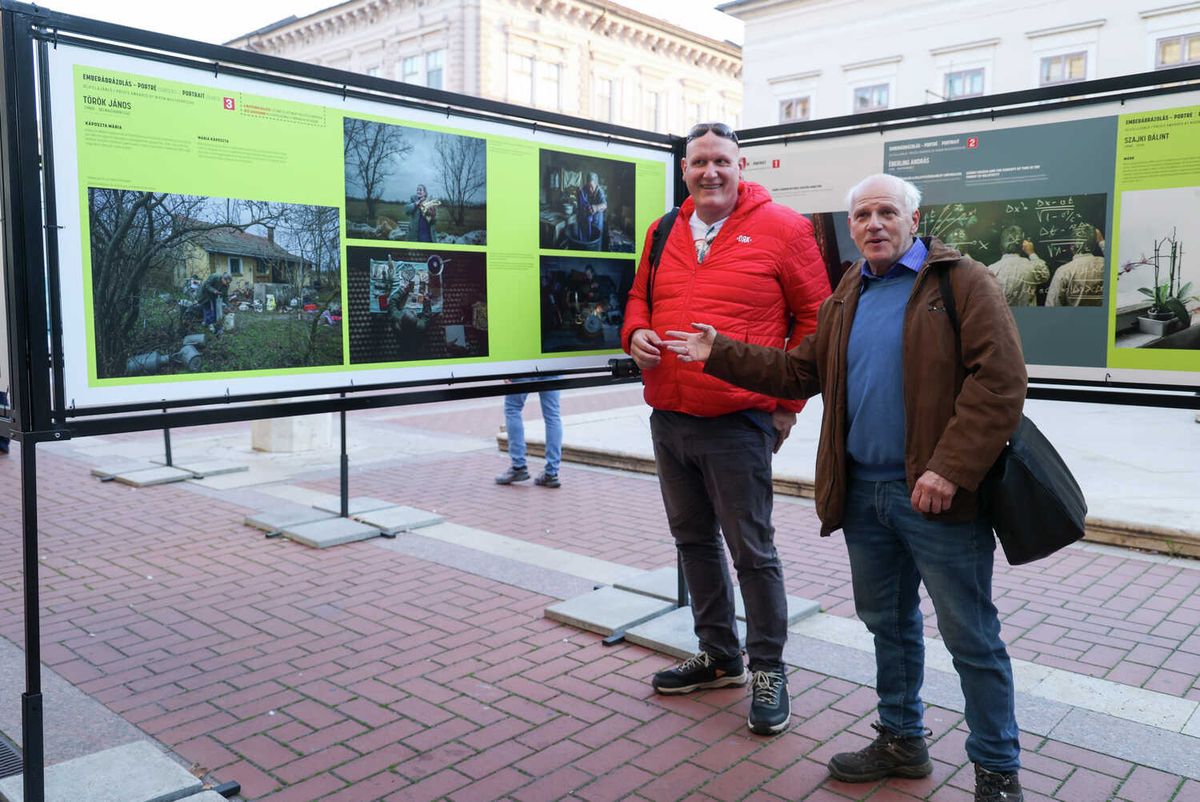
[695, 224, 718, 263]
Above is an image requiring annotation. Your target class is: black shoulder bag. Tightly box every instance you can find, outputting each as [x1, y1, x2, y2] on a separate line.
[938, 265, 1088, 565]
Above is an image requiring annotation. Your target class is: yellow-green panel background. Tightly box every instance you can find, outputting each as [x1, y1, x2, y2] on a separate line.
[74, 65, 667, 386]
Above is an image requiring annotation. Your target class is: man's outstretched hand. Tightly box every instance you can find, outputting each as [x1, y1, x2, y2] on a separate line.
[664, 323, 718, 363]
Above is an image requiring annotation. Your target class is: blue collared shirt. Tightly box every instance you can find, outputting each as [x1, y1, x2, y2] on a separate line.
[859, 237, 928, 282]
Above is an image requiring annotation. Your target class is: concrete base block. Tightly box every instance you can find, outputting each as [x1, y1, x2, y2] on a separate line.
[244, 505, 338, 532]
[251, 413, 332, 452]
[169, 460, 248, 478]
[282, 517, 381, 548]
[0, 740, 201, 802]
[545, 587, 674, 636]
[313, 496, 394, 515]
[615, 567, 821, 625]
[112, 466, 195, 487]
[353, 506, 445, 534]
[624, 605, 746, 660]
[90, 461, 157, 479]
[614, 566, 679, 601]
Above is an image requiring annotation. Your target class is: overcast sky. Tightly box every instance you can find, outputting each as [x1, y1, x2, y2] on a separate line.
[40, 0, 743, 46]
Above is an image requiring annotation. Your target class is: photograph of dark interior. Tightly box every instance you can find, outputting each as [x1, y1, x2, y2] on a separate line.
[540, 255, 635, 353]
[538, 150, 636, 253]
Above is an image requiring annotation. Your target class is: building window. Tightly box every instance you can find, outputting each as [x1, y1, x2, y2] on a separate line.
[944, 68, 984, 99]
[690, 101, 705, 123]
[509, 54, 533, 105]
[228, 256, 243, 276]
[536, 62, 561, 111]
[425, 49, 445, 90]
[365, 65, 380, 78]
[853, 83, 889, 112]
[1039, 52, 1086, 85]
[644, 90, 662, 130]
[595, 77, 614, 122]
[779, 96, 811, 122]
[1156, 33, 1200, 68]
[400, 55, 419, 84]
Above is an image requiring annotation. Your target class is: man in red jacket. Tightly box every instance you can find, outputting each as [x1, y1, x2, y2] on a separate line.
[621, 122, 830, 736]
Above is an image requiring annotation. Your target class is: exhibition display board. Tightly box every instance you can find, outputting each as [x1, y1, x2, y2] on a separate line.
[53, 50, 669, 409]
[740, 90, 1200, 389]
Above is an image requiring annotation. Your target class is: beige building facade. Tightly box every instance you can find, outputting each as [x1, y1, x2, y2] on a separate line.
[228, 0, 743, 134]
[722, 0, 1200, 127]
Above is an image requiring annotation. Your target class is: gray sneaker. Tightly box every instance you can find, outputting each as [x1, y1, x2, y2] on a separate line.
[495, 466, 530, 485]
[534, 472, 560, 488]
[827, 722, 932, 782]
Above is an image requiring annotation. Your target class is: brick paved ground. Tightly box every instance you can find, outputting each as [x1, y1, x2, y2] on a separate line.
[1, 390, 1198, 800]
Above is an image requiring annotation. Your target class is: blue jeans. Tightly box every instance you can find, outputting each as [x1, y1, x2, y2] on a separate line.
[650, 410, 786, 671]
[504, 382, 562, 475]
[842, 477, 1019, 772]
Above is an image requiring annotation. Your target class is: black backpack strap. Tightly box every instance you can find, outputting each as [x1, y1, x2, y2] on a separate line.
[645, 206, 679, 314]
[937, 262, 961, 357]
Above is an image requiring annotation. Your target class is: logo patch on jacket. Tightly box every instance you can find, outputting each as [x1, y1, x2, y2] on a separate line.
[737, 235, 752, 243]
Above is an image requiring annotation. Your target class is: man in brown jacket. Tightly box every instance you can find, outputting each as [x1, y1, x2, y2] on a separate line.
[664, 173, 1027, 802]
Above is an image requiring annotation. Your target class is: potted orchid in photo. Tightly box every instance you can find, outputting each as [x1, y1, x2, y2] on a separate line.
[1135, 229, 1197, 337]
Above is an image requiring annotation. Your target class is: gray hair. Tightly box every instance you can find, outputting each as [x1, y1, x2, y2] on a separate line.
[845, 173, 922, 217]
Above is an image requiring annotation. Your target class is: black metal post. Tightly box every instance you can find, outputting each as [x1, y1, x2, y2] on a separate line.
[162, 408, 173, 467]
[339, 394, 348, 518]
[20, 439, 44, 802]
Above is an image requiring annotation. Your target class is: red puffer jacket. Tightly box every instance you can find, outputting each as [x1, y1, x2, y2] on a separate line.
[621, 181, 830, 417]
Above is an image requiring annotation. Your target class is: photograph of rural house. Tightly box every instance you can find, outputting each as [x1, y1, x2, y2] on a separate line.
[88, 187, 343, 379]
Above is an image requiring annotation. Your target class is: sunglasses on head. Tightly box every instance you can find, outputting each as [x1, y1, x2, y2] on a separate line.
[686, 122, 738, 144]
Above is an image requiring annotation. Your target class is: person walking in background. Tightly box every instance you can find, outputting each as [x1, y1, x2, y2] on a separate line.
[621, 121, 830, 736]
[495, 378, 563, 488]
[664, 173, 1028, 802]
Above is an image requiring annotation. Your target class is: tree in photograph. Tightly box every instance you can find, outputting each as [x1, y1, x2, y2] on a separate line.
[435, 135, 485, 226]
[344, 118, 411, 220]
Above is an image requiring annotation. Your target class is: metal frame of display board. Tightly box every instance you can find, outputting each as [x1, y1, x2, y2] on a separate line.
[3, 2, 1200, 800]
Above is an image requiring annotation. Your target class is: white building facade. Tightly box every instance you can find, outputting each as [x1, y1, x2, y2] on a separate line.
[722, 0, 1200, 126]
[227, 0, 743, 134]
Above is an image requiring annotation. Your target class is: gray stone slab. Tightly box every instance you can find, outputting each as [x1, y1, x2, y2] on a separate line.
[90, 461, 157, 479]
[112, 466, 195, 487]
[313, 496, 395, 515]
[614, 566, 679, 600]
[244, 505, 338, 533]
[0, 740, 201, 802]
[1050, 707, 1200, 780]
[614, 568, 820, 625]
[171, 460, 248, 478]
[544, 587, 674, 636]
[624, 605, 746, 660]
[353, 505, 445, 534]
[282, 517, 381, 548]
[0, 637, 143, 764]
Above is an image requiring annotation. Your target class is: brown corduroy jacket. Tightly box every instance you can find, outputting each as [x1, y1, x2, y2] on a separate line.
[704, 237, 1026, 536]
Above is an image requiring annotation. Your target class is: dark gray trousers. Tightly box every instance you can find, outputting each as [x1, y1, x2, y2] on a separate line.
[650, 410, 787, 671]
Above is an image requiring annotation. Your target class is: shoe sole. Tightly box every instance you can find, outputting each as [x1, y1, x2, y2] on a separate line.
[826, 759, 933, 783]
[653, 673, 748, 695]
[495, 476, 530, 485]
[748, 712, 790, 735]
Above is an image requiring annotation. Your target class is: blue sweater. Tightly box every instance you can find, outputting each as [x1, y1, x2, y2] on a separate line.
[845, 268, 917, 480]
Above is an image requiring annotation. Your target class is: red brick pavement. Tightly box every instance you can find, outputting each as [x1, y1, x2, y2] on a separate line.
[0, 392, 1197, 800]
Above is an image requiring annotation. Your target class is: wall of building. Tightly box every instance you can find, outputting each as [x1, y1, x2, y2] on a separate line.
[724, 0, 1200, 126]
[228, 0, 742, 135]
